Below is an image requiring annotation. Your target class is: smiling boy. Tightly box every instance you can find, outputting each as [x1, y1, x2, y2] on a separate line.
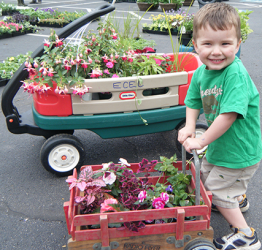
[178, 3, 262, 250]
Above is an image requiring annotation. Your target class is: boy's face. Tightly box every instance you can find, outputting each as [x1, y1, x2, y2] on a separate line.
[193, 25, 241, 70]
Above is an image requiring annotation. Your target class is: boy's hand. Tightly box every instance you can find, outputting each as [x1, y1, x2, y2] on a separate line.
[183, 137, 204, 153]
[178, 126, 196, 145]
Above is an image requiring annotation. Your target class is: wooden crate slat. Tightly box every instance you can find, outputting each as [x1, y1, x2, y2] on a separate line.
[74, 220, 209, 242]
[176, 209, 185, 240]
[73, 205, 208, 227]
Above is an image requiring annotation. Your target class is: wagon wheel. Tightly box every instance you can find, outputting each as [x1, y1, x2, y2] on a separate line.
[175, 121, 209, 159]
[184, 238, 216, 250]
[40, 134, 85, 177]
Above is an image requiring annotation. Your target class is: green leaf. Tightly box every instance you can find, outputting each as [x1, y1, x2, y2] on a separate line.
[137, 99, 142, 105]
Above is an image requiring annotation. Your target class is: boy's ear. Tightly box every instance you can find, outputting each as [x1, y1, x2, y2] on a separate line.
[235, 39, 241, 53]
[192, 40, 198, 53]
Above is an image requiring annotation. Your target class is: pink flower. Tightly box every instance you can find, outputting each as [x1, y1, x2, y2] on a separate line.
[90, 68, 103, 78]
[111, 33, 118, 40]
[91, 35, 96, 42]
[47, 68, 55, 77]
[112, 74, 119, 78]
[43, 39, 50, 47]
[81, 60, 89, 69]
[102, 55, 109, 63]
[33, 61, 38, 68]
[121, 54, 127, 61]
[85, 48, 92, 54]
[160, 193, 169, 204]
[103, 171, 116, 185]
[64, 64, 71, 71]
[128, 57, 133, 63]
[154, 58, 164, 66]
[100, 198, 118, 213]
[152, 197, 165, 209]
[138, 191, 147, 202]
[55, 38, 63, 47]
[106, 62, 114, 68]
[104, 69, 110, 74]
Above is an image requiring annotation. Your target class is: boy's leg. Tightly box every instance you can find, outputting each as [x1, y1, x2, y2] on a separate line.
[203, 161, 260, 249]
[217, 206, 248, 229]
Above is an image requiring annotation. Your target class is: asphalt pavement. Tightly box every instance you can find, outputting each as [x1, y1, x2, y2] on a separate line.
[1, 0, 262, 249]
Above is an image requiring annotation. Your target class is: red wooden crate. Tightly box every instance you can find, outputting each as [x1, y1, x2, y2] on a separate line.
[64, 161, 213, 249]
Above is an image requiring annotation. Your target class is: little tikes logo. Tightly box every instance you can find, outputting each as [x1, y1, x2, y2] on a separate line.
[119, 91, 136, 100]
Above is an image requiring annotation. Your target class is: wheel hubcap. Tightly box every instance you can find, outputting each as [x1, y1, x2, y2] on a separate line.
[48, 144, 80, 172]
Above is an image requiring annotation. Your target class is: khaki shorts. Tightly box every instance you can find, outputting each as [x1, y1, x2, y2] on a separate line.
[201, 156, 260, 209]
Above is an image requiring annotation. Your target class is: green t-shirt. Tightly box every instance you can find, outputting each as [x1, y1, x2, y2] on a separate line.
[185, 57, 262, 168]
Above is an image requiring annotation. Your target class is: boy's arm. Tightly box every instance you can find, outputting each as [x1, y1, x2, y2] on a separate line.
[183, 112, 238, 153]
[178, 107, 201, 144]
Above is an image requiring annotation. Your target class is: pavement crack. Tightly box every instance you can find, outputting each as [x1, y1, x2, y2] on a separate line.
[0, 200, 65, 223]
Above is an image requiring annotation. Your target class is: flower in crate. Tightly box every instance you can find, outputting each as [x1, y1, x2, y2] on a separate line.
[138, 190, 147, 202]
[100, 198, 119, 213]
[152, 197, 166, 209]
[103, 171, 116, 185]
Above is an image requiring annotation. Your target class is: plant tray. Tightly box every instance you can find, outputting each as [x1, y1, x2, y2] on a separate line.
[64, 161, 213, 250]
[142, 28, 178, 36]
[0, 78, 9, 87]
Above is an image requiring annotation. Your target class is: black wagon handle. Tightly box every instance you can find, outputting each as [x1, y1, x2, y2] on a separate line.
[1, 4, 115, 118]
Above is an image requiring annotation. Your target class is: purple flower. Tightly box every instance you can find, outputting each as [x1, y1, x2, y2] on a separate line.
[166, 185, 173, 193]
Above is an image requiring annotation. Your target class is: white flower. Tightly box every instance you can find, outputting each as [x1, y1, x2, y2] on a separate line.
[102, 163, 110, 171]
[118, 158, 130, 166]
[103, 171, 116, 185]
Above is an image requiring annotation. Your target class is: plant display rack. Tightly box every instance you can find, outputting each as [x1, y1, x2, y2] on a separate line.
[64, 152, 214, 250]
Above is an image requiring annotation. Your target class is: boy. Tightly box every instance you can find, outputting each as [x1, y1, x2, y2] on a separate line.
[178, 3, 262, 250]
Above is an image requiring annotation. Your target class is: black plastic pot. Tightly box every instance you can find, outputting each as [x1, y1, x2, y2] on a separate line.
[198, 0, 222, 8]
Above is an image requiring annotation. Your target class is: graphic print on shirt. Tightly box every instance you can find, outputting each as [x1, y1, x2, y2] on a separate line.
[201, 85, 223, 125]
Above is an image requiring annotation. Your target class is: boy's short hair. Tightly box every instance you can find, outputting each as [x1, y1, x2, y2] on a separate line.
[193, 3, 241, 42]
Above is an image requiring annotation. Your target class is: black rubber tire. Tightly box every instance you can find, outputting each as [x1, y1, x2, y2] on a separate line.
[184, 238, 216, 250]
[40, 134, 84, 177]
[43, 130, 74, 139]
[175, 121, 209, 159]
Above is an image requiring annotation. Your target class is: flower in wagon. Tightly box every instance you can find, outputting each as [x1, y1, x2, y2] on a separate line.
[119, 158, 130, 167]
[90, 68, 103, 78]
[138, 190, 147, 202]
[152, 197, 166, 209]
[103, 171, 116, 185]
[100, 198, 119, 213]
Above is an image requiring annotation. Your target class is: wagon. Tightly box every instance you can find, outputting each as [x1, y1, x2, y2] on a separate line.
[63, 150, 216, 249]
[1, 4, 208, 176]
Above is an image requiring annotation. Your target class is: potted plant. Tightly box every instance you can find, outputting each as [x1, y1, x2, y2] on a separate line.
[183, 0, 195, 6]
[159, 0, 184, 12]
[177, 13, 194, 46]
[137, 0, 160, 11]
[237, 9, 253, 43]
